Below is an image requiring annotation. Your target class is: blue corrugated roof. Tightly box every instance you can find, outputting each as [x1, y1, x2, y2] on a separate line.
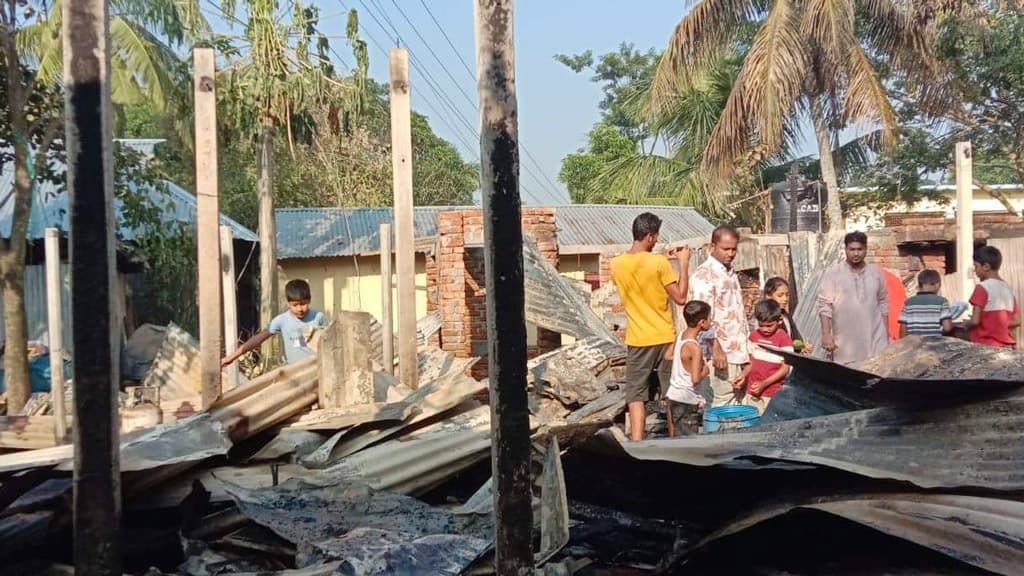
[0, 153, 258, 242]
[276, 204, 714, 259]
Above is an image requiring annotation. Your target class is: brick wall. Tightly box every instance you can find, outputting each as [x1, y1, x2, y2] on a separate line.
[434, 208, 559, 379]
[867, 211, 1024, 280]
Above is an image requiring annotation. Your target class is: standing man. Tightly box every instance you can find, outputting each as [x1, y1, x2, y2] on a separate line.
[690, 225, 749, 407]
[818, 231, 890, 364]
[611, 213, 691, 441]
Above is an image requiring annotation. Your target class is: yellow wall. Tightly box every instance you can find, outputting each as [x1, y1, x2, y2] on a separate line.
[559, 253, 601, 282]
[280, 253, 600, 346]
[279, 255, 428, 330]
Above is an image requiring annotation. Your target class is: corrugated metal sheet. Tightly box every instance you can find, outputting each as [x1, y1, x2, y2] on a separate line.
[275, 205, 715, 259]
[791, 232, 845, 356]
[693, 493, 1024, 576]
[553, 205, 714, 251]
[0, 263, 72, 349]
[523, 239, 619, 342]
[276, 207, 458, 259]
[613, 383, 1024, 490]
[0, 162, 258, 242]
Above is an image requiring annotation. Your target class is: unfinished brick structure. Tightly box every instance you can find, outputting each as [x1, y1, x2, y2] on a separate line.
[430, 208, 561, 379]
[866, 211, 1024, 280]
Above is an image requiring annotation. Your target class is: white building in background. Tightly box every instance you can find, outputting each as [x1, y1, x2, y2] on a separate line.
[843, 183, 1024, 230]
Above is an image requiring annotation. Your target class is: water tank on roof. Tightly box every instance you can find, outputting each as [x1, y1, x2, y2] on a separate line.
[770, 178, 827, 233]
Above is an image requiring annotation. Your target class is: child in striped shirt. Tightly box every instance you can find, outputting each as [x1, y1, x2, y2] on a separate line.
[899, 270, 953, 338]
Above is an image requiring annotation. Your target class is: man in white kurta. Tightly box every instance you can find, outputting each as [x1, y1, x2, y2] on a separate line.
[817, 231, 890, 365]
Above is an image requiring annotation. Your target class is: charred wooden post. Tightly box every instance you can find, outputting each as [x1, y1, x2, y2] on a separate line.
[62, 0, 122, 569]
[474, 1, 534, 573]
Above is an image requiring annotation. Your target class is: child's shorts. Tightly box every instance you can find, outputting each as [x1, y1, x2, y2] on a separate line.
[667, 400, 701, 436]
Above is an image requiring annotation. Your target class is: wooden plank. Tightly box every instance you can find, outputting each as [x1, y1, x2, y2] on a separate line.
[220, 226, 238, 389]
[0, 416, 72, 450]
[195, 48, 222, 408]
[380, 223, 394, 374]
[44, 229, 67, 443]
[390, 48, 418, 390]
[955, 141, 974, 303]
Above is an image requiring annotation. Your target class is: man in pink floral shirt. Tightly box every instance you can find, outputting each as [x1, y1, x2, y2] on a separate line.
[690, 226, 750, 407]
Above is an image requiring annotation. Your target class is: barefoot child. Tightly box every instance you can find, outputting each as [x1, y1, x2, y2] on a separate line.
[664, 301, 711, 437]
[221, 279, 327, 368]
[739, 300, 793, 415]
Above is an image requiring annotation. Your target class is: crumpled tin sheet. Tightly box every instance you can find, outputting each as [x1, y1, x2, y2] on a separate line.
[225, 478, 492, 543]
[691, 493, 1024, 576]
[523, 239, 618, 342]
[854, 334, 1024, 381]
[529, 336, 626, 406]
[762, 337, 1024, 423]
[317, 405, 495, 496]
[225, 477, 492, 573]
[301, 528, 489, 576]
[611, 386, 1024, 490]
[791, 233, 844, 358]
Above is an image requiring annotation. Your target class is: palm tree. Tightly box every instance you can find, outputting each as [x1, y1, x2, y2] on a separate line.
[649, 0, 949, 228]
[0, 0, 204, 412]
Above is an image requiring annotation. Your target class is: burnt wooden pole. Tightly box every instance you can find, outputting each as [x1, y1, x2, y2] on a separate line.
[474, 1, 534, 573]
[63, 0, 121, 569]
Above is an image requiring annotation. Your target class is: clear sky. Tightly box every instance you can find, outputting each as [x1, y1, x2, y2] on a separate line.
[301, 0, 698, 205]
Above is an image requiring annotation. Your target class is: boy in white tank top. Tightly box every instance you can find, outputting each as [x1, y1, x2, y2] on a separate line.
[664, 301, 712, 436]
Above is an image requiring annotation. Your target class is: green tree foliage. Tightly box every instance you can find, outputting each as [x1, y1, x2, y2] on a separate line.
[840, 5, 1024, 217]
[1, 0, 202, 410]
[555, 43, 660, 145]
[120, 84, 477, 232]
[649, 0, 964, 226]
[559, 124, 638, 203]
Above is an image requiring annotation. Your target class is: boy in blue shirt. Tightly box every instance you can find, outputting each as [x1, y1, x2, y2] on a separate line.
[221, 279, 327, 368]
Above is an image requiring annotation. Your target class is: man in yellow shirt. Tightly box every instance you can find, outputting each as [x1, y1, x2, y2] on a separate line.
[611, 213, 692, 440]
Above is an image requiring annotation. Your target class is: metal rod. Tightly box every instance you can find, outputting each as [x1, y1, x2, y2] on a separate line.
[474, 1, 534, 572]
[44, 228, 67, 443]
[63, 0, 121, 568]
